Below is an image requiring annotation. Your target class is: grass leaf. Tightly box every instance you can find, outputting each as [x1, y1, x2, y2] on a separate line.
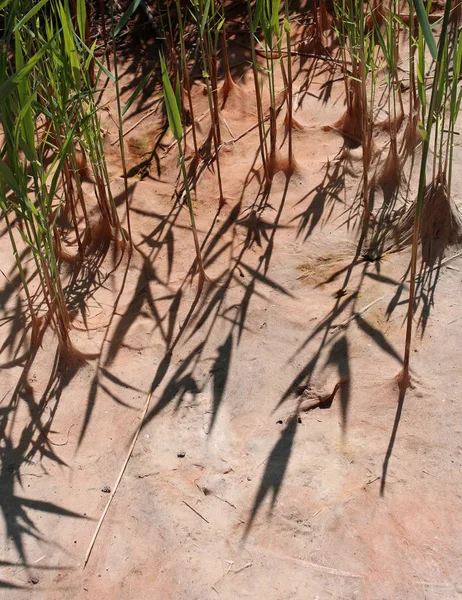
[0, 39, 53, 103]
[122, 70, 153, 116]
[0, 158, 21, 195]
[159, 53, 183, 142]
[114, 0, 142, 37]
[411, 0, 437, 60]
[13, 0, 50, 33]
[76, 0, 87, 40]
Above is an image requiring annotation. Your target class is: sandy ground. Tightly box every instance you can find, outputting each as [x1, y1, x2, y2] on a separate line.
[1, 34, 462, 600]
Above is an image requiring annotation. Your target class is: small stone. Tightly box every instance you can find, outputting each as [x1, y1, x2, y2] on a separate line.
[247, 476, 252, 481]
[30, 576, 39, 585]
[101, 486, 111, 493]
[177, 451, 186, 458]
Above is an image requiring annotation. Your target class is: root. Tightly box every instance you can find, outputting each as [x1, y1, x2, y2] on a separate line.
[54, 232, 81, 264]
[75, 147, 90, 180]
[373, 137, 402, 191]
[219, 73, 237, 109]
[368, 176, 462, 261]
[219, 26, 236, 109]
[419, 177, 462, 264]
[56, 204, 73, 229]
[333, 109, 362, 142]
[375, 112, 404, 134]
[30, 314, 46, 349]
[58, 336, 98, 371]
[268, 152, 299, 179]
[400, 112, 421, 161]
[83, 217, 128, 255]
[284, 111, 304, 134]
[396, 368, 414, 392]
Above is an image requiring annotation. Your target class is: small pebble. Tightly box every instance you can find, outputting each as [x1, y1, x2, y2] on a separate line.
[30, 576, 39, 585]
[101, 486, 111, 493]
[177, 451, 186, 458]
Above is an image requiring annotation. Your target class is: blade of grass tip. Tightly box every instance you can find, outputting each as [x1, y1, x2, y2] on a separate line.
[122, 69, 153, 116]
[412, 0, 438, 60]
[253, 0, 263, 30]
[12, 0, 50, 32]
[159, 52, 183, 142]
[271, 0, 282, 34]
[58, 1, 81, 90]
[14, 35, 36, 153]
[76, 0, 87, 40]
[200, 0, 212, 37]
[85, 40, 98, 70]
[113, 0, 142, 37]
[0, 39, 54, 103]
[80, 40, 115, 81]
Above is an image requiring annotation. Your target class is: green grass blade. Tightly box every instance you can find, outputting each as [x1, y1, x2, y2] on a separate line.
[200, 0, 211, 36]
[412, 0, 437, 60]
[18, 136, 35, 163]
[0, 39, 53, 103]
[252, 0, 264, 31]
[58, 1, 81, 90]
[114, 0, 142, 37]
[270, 0, 281, 32]
[80, 40, 115, 81]
[122, 70, 153, 116]
[76, 0, 87, 40]
[174, 71, 181, 116]
[47, 125, 78, 203]
[159, 53, 183, 142]
[85, 40, 98, 70]
[0, 158, 21, 195]
[13, 0, 50, 32]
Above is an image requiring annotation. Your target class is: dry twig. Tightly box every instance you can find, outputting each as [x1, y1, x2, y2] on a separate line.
[83, 390, 153, 568]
